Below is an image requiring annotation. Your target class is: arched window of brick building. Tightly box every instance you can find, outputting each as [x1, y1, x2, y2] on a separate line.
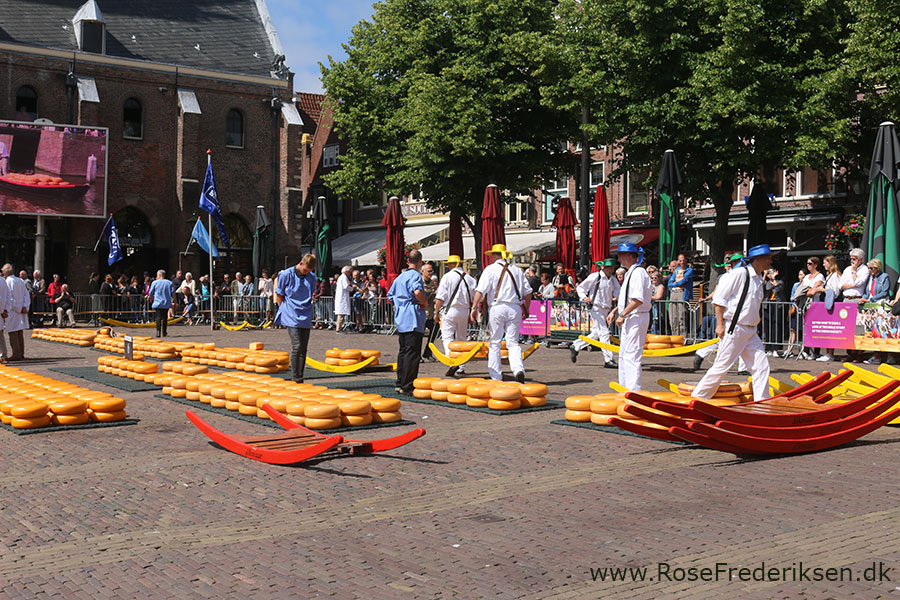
[15, 86, 37, 121]
[123, 98, 142, 139]
[225, 109, 244, 148]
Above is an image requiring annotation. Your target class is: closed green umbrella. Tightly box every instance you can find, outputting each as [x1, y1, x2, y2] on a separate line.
[863, 121, 900, 287]
[312, 196, 332, 279]
[656, 150, 682, 266]
[252, 205, 271, 279]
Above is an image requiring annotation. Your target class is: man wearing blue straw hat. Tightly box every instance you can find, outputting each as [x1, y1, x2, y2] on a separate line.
[471, 244, 531, 382]
[570, 257, 620, 368]
[692, 244, 773, 402]
[607, 243, 652, 391]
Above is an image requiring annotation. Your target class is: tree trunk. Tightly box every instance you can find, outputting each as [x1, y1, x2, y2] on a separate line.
[707, 180, 735, 292]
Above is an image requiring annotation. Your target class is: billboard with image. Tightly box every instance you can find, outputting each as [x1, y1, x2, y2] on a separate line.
[0, 119, 107, 218]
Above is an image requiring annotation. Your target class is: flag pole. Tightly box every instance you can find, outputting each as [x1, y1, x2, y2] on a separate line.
[207, 150, 215, 331]
[93, 214, 113, 253]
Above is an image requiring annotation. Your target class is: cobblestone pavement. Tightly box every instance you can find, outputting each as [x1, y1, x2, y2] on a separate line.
[2, 326, 899, 599]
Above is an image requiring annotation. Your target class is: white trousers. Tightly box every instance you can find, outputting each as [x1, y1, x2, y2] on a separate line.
[618, 311, 650, 391]
[441, 308, 469, 371]
[697, 340, 748, 371]
[572, 307, 613, 362]
[693, 323, 769, 401]
[488, 303, 524, 380]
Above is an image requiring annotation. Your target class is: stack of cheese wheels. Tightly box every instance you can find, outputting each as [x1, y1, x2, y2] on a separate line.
[152, 370, 403, 429]
[178, 345, 290, 373]
[97, 356, 159, 380]
[93, 333, 189, 360]
[0, 365, 128, 428]
[644, 334, 686, 350]
[323, 348, 381, 367]
[408, 378, 548, 410]
[446, 340, 507, 359]
[614, 391, 685, 428]
[588, 392, 627, 425]
[31, 328, 97, 347]
[676, 380, 751, 404]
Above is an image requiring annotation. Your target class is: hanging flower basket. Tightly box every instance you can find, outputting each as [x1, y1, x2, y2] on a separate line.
[376, 242, 420, 265]
[824, 213, 865, 255]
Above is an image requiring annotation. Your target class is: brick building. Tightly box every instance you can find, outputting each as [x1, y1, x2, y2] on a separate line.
[0, 0, 306, 289]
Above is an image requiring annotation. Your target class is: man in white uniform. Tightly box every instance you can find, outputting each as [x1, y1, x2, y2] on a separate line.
[434, 255, 477, 377]
[334, 266, 354, 332]
[693, 252, 744, 371]
[3, 264, 29, 361]
[0, 265, 12, 362]
[570, 258, 620, 368]
[607, 243, 651, 391]
[470, 244, 531, 382]
[691, 244, 773, 402]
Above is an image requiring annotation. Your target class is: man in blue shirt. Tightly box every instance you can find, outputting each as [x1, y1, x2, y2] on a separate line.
[148, 269, 174, 338]
[274, 254, 318, 383]
[388, 249, 427, 394]
[666, 253, 693, 337]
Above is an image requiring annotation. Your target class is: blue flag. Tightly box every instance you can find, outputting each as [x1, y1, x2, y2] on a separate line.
[190, 218, 219, 258]
[101, 216, 123, 266]
[199, 161, 230, 247]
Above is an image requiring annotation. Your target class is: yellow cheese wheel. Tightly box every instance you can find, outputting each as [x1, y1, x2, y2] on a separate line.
[489, 386, 522, 401]
[446, 381, 472, 394]
[430, 379, 451, 392]
[616, 402, 642, 420]
[12, 415, 52, 428]
[249, 342, 265, 350]
[413, 377, 439, 389]
[519, 395, 547, 407]
[677, 382, 743, 398]
[252, 357, 278, 368]
[371, 410, 402, 423]
[565, 396, 594, 411]
[646, 334, 670, 344]
[590, 413, 616, 425]
[181, 365, 209, 376]
[488, 398, 521, 411]
[360, 350, 381, 359]
[286, 414, 305, 425]
[336, 359, 358, 366]
[412, 389, 432, 399]
[48, 399, 87, 415]
[51, 413, 90, 426]
[590, 398, 622, 414]
[645, 342, 671, 350]
[133, 363, 158, 375]
[91, 410, 127, 422]
[258, 398, 290, 413]
[354, 393, 383, 403]
[305, 404, 341, 418]
[238, 391, 266, 406]
[199, 395, 212, 404]
[304, 417, 342, 429]
[448, 341, 479, 351]
[11, 402, 49, 418]
[565, 409, 592, 422]
[339, 400, 371, 415]
[256, 409, 271, 420]
[224, 400, 239, 410]
[341, 413, 373, 427]
[332, 390, 365, 400]
[447, 393, 468, 404]
[185, 391, 202, 401]
[169, 377, 189, 390]
[431, 391, 450, 402]
[340, 349, 363, 360]
[325, 348, 343, 358]
[237, 404, 258, 415]
[519, 383, 549, 397]
[169, 388, 188, 398]
[325, 357, 343, 366]
[89, 397, 126, 412]
[668, 335, 685, 345]
[466, 397, 489, 408]
[286, 400, 316, 416]
[371, 398, 401, 412]
[466, 384, 494, 399]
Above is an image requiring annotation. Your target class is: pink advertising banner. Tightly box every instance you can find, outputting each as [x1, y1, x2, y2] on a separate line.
[802, 302, 857, 349]
[521, 300, 549, 336]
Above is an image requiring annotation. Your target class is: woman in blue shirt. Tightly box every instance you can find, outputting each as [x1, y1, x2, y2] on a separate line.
[274, 254, 318, 383]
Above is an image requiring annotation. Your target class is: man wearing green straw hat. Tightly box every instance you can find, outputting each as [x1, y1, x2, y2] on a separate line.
[570, 258, 620, 368]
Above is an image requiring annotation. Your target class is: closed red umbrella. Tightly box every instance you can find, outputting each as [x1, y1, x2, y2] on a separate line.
[552, 196, 578, 277]
[382, 195, 405, 286]
[449, 212, 464, 258]
[481, 184, 506, 266]
[591, 186, 610, 271]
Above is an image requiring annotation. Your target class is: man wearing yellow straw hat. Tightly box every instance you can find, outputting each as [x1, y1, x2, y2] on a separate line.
[471, 244, 531, 382]
[434, 254, 477, 377]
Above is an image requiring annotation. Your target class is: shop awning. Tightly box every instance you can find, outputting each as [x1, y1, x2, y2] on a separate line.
[332, 223, 448, 266]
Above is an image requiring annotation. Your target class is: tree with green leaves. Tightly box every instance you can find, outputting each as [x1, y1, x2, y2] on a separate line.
[546, 0, 852, 284]
[320, 0, 577, 267]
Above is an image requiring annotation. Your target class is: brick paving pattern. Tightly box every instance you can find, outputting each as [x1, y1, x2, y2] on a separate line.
[2, 327, 898, 598]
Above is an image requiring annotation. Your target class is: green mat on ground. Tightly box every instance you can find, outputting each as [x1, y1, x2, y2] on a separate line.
[157, 395, 416, 434]
[343, 381, 564, 415]
[0, 419, 139, 436]
[49, 367, 160, 392]
[550, 419, 687, 445]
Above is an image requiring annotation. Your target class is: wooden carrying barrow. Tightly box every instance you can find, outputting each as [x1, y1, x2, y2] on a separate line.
[186, 405, 425, 465]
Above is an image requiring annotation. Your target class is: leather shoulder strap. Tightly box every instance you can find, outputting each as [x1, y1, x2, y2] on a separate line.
[728, 268, 752, 335]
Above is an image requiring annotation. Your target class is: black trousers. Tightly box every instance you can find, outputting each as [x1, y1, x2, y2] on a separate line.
[396, 331, 423, 391]
[155, 308, 168, 337]
[421, 318, 439, 358]
[287, 326, 311, 382]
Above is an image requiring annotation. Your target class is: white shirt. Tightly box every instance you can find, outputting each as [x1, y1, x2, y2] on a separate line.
[4, 275, 29, 332]
[617, 265, 651, 314]
[334, 272, 353, 315]
[475, 260, 530, 305]
[577, 271, 619, 310]
[0, 276, 10, 331]
[712, 266, 764, 327]
[539, 282, 555, 299]
[840, 264, 869, 298]
[824, 272, 842, 296]
[258, 277, 274, 298]
[435, 267, 477, 311]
